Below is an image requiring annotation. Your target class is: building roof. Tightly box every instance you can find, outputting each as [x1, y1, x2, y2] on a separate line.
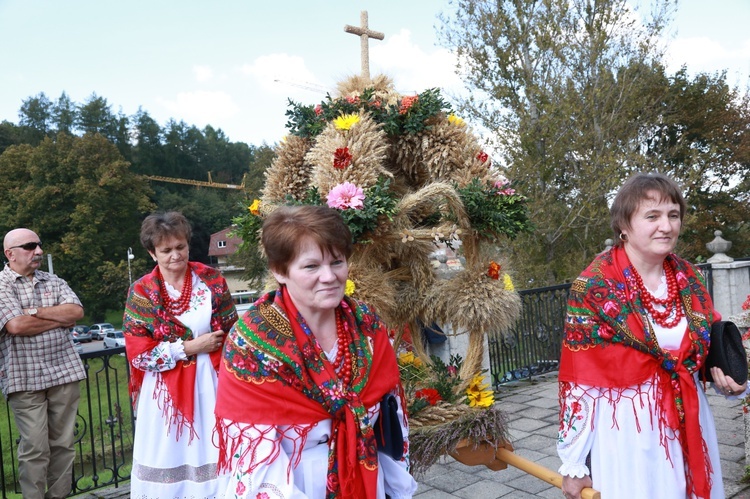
[208, 226, 242, 257]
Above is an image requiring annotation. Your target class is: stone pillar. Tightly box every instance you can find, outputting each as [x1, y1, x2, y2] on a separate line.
[705, 231, 750, 319]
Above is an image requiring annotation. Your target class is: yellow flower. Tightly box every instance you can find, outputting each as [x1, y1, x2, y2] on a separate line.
[345, 279, 356, 296]
[398, 351, 423, 367]
[333, 113, 360, 131]
[466, 374, 494, 408]
[249, 199, 261, 216]
[447, 114, 465, 127]
[503, 273, 515, 292]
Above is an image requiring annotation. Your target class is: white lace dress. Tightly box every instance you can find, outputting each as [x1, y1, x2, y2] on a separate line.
[130, 272, 229, 498]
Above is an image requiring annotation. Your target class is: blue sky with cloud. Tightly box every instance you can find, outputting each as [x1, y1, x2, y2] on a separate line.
[1, 0, 747, 147]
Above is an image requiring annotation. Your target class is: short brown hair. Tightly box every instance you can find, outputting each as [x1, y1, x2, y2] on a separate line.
[261, 205, 353, 276]
[610, 172, 686, 243]
[140, 211, 192, 252]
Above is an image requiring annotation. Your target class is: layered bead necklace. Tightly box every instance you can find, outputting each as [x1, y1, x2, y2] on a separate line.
[335, 313, 353, 388]
[632, 261, 683, 328]
[159, 267, 193, 316]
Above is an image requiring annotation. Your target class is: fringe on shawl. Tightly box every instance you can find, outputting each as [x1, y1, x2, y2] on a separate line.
[150, 374, 197, 443]
[558, 377, 713, 497]
[215, 418, 315, 480]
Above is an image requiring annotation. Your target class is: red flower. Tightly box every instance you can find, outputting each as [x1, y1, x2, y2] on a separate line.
[597, 325, 615, 340]
[314, 104, 322, 116]
[346, 95, 360, 105]
[476, 151, 490, 164]
[333, 147, 353, 169]
[399, 95, 419, 114]
[487, 261, 501, 280]
[415, 388, 442, 406]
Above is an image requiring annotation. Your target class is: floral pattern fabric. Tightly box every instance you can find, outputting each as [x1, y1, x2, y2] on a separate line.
[557, 246, 718, 499]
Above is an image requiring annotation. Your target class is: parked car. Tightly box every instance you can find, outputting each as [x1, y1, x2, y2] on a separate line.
[103, 330, 126, 349]
[71, 325, 92, 343]
[90, 323, 115, 340]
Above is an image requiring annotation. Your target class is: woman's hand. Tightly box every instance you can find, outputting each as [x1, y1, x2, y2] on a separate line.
[710, 367, 747, 397]
[562, 474, 592, 499]
[183, 330, 226, 356]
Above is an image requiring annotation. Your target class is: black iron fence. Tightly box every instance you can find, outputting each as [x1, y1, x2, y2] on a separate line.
[0, 346, 134, 498]
[489, 283, 571, 386]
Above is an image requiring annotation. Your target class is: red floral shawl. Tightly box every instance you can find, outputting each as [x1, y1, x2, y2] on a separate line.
[123, 262, 238, 438]
[215, 287, 401, 499]
[559, 246, 716, 498]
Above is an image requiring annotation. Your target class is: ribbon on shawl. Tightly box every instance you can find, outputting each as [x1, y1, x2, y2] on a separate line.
[123, 262, 238, 439]
[559, 246, 715, 498]
[215, 286, 400, 499]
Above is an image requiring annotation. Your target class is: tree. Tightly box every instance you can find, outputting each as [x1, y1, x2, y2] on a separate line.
[52, 92, 76, 135]
[18, 92, 53, 144]
[131, 108, 164, 175]
[0, 133, 154, 320]
[646, 69, 750, 260]
[77, 93, 117, 139]
[439, 0, 680, 285]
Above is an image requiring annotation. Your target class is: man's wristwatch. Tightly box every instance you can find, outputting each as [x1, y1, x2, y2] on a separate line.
[27, 308, 38, 316]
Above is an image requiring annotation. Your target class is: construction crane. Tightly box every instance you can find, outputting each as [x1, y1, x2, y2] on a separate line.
[144, 172, 246, 190]
[273, 79, 330, 94]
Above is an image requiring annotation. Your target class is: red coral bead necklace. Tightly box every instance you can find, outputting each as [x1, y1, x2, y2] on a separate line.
[159, 266, 193, 316]
[335, 313, 353, 388]
[632, 261, 683, 328]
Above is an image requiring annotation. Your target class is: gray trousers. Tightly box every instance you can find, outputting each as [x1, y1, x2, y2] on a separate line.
[8, 382, 80, 499]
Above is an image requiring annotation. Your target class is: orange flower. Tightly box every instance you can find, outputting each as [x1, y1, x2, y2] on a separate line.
[399, 95, 419, 114]
[488, 261, 501, 280]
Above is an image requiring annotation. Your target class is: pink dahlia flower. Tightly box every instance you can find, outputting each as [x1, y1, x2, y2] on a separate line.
[327, 182, 365, 210]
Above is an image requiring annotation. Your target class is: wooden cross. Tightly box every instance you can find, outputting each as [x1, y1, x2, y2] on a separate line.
[344, 11, 384, 80]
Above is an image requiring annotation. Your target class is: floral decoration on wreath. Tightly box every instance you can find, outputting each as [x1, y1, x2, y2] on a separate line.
[231, 74, 530, 474]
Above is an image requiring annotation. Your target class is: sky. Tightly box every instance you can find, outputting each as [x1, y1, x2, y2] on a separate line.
[1, 0, 748, 148]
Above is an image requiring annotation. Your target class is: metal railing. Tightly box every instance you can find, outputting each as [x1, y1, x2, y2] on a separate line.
[0, 346, 134, 498]
[489, 283, 571, 386]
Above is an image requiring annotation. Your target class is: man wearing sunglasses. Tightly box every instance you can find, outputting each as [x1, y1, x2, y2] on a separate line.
[0, 228, 86, 499]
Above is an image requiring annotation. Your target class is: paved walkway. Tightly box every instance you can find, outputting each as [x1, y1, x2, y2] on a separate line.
[414, 372, 750, 498]
[78, 372, 750, 498]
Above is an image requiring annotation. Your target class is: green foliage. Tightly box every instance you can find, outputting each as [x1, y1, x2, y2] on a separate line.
[398, 352, 465, 416]
[429, 354, 464, 403]
[0, 133, 154, 320]
[230, 201, 267, 287]
[285, 87, 453, 139]
[437, 0, 750, 285]
[338, 178, 399, 243]
[457, 178, 533, 241]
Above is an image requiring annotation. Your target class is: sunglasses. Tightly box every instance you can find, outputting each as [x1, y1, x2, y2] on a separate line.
[9, 241, 43, 251]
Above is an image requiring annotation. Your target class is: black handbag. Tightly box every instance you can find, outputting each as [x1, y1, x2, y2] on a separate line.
[702, 321, 748, 384]
[373, 393, 404, 461]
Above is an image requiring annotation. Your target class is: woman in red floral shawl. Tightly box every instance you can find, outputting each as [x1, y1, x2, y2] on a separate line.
[557, 173, 747, 499]
[215, 205, 417, 499]
[123, 211, 238, 498]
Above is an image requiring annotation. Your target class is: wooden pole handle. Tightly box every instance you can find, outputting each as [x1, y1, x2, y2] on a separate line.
[495, 447, 600, 499]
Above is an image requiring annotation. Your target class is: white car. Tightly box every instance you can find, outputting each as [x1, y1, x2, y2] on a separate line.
[103, 330, 126, 349]
[90, 323, 115, 340]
